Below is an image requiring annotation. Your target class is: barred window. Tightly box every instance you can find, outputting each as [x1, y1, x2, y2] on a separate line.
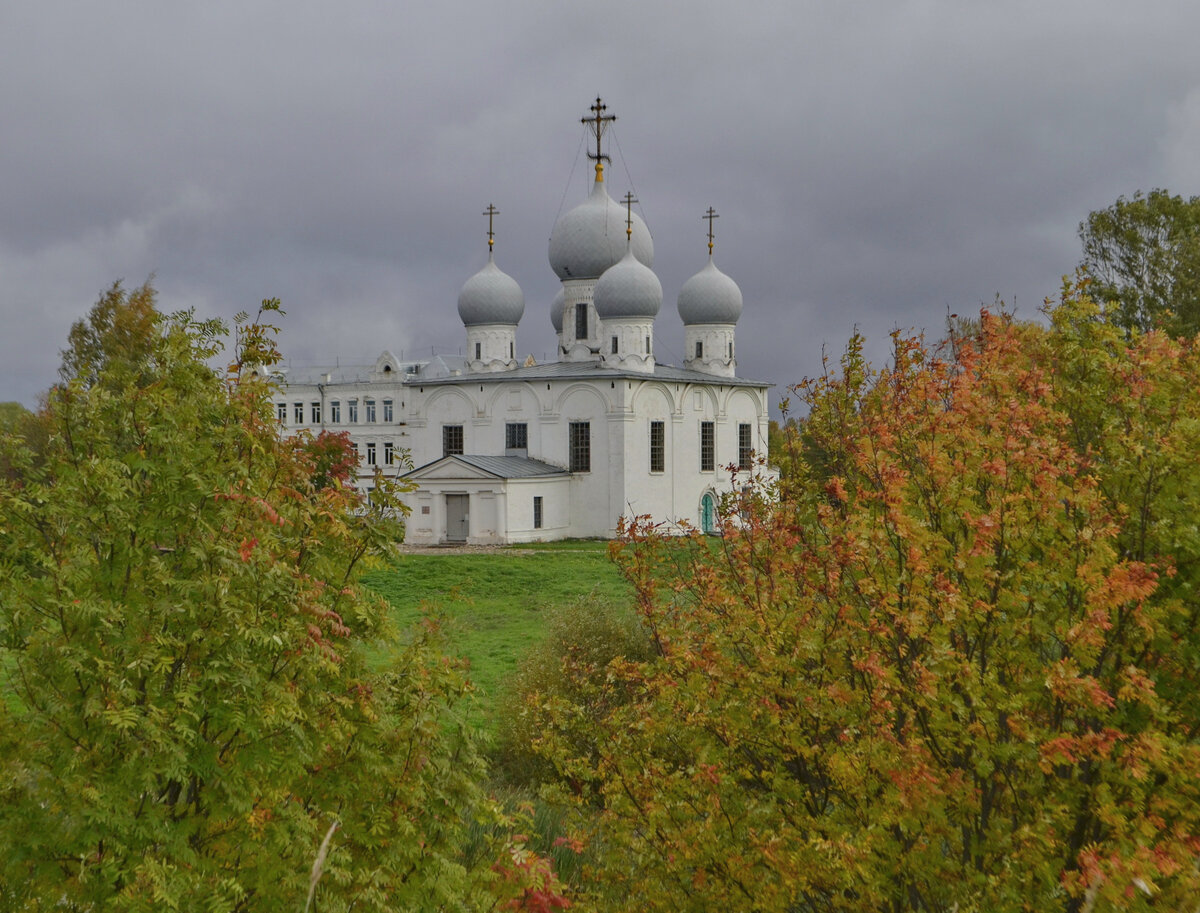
[649, 421, 665, 473]
[533, 496, 543, 530]
[569, 422, 590, 473]
[506, 423, 528, 451]
[738, 423, 753, 470]
[611, 336, 618, 354]
[700, 421, 715, 472]
[575, 304, 588, 340]
[475, 342, 481, 359]
[443, 425, 464, 456]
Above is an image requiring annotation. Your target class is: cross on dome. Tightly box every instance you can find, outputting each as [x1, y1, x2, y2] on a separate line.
[703, 206, 719, 256]
[582, 96, 616, 182]
[483, 203, 499, 250]
[622, 191, 638, 241]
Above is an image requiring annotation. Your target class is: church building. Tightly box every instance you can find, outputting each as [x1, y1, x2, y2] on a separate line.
[275, 99, 772, 544]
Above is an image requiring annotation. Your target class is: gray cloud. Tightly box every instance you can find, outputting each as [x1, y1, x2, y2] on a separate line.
[3, 0, 1199, 408]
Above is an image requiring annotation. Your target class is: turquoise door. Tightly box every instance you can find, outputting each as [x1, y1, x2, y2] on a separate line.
[700, 493, 715, 534]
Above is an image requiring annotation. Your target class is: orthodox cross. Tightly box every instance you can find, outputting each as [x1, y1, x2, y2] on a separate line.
[622, 192, 638, 240]
[583, 96, 616, 177]
[483, 203, 499, 250]
[703, 207, 719, 255]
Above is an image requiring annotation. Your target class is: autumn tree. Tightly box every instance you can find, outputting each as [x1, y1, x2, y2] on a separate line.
[0, 283, 563, 911]
[530, 284, 1200, 912]
[1079, 188, 1200, 336]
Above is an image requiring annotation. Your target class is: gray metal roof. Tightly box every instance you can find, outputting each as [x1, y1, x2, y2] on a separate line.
[409, 359, 770, 388]
[405, 454, 569, 479]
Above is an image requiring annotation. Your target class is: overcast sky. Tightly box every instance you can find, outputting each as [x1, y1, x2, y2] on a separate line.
[3, 0, 1199, 410]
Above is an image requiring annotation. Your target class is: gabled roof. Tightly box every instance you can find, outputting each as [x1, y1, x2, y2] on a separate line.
[404, 454, 570, 481]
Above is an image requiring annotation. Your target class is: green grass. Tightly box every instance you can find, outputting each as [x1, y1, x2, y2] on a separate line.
[361, 542, 632, 726]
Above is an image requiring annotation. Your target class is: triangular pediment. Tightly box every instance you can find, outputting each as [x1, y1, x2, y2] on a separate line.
[405, 456, 500, 481]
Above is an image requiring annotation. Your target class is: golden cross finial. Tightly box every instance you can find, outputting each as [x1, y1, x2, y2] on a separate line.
[483, 203, 499, 250]
[582, 96, 616, 182]
[703, 206, 719, 255]
[622, 191, 638, 240]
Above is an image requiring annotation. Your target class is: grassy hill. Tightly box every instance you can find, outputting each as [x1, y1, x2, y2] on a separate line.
[361, 541, 632, 728]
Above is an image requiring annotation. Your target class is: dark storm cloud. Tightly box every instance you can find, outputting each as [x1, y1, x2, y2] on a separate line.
[3, 0, 1200, 407]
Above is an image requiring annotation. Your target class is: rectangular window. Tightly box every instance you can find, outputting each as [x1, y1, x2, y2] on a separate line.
[738, 423, 753, 470]
[293, 402, 304, 424]
[611, 336, 619, 354]
[384, 442, 394, 465]
[569, 422, 590, 473]
[649, 421, 665, 473]
[351, 442, 359, 460]
[276, 402, 287, 423]
[443, 424, 464, 456]
[311, 402, 321, 424]
[729, 341, 734, 359]
[506, 422, 528, 451]
[330, 400, 341, 423]
[475, 342, 482, 359]
[575, 304, 588, 340]
[366, 442, 376, 465]
[383, 399, 393, 423]
[695, 340, 704, 359]
[533, 496, 543, 530]
[365, 399, 376, 423]
[646, 335, 651, 354]
[700, 421, 715, 472]
[348, 399, 359, 423]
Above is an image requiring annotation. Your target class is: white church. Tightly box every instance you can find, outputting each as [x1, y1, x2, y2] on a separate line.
[275, 99, 772, 544]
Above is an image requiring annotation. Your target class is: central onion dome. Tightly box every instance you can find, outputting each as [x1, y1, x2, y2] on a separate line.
[594, 246, 662, 319]
[457, 253, 525, 326]
[548, 179, 653, 280]
[677, 258, 743, 325]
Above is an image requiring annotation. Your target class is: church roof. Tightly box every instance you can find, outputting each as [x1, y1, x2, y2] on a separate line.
[409, 360, 770, 388]
[405, 454, 569, 479]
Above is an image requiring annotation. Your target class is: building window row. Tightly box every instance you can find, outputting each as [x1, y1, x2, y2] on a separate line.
[275, 397, 396, 426]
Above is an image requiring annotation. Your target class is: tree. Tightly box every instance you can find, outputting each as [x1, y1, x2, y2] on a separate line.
[1079, 188, 1200, 336]
[530, 285, 1200, 912]
[0, 283, 561, 911]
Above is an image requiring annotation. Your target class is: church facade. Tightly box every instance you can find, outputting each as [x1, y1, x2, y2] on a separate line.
[275, 100, 771, 544]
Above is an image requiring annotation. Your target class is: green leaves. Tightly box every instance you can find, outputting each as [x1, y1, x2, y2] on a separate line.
[0, 284, 516, 911]
[531, 290, 1200, 912]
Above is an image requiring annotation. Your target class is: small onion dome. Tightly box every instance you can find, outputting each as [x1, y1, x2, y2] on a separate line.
[548, 180, 653, 280]
[457, 253, 525, 326]
[550, 287, 565, 333]
[677, 258, 743, 325]
[594, 246, 662, 320]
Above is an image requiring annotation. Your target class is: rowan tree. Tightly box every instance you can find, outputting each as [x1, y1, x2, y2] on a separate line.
[0, 283, 566, 911]
[531, 284, 1200, 912]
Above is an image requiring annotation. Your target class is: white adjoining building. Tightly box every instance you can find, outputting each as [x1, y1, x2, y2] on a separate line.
[275, 99, 772, 544]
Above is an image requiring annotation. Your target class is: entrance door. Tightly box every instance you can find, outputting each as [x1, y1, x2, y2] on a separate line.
[445, 494, 469, 542]
[700, 493, 716, 535]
